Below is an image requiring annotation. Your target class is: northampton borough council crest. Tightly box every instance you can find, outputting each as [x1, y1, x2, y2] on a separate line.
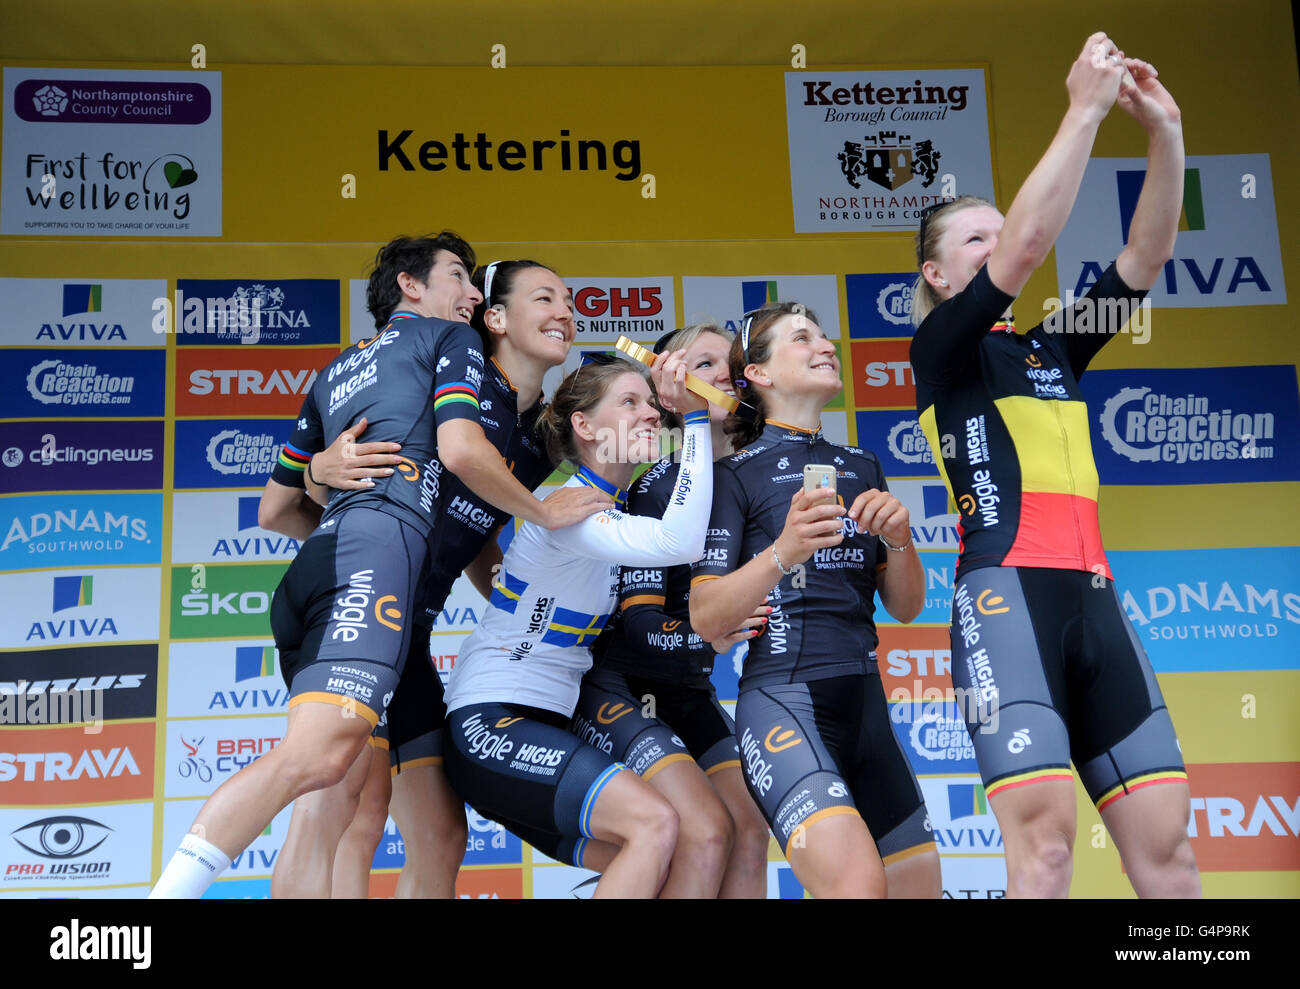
[837, 131, 941, 191]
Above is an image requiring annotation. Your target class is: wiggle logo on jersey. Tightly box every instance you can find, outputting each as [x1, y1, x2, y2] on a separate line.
[330, 569, 398, 642]
[374, 594, 403, 632]
[394, 457, 419, 482]
[740, 726, 776, 796]
[461, 712, 515, 762]
[764, 726, 803, 753]
[495, 717, 523, 729]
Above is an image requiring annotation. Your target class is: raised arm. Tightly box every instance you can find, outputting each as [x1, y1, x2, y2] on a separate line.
[1113, 57, 1184, 291]
[985, 32, 1128, 298]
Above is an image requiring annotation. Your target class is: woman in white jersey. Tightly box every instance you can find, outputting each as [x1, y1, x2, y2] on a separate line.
[441, 351, 712, 897]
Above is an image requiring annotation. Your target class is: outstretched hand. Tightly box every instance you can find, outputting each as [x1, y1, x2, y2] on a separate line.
[1116, 57, 1182, 130]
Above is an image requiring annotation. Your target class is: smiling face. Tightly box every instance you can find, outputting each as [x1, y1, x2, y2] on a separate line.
[751, 313, 840, 401]
[927, 204, 1005, 299]
[679, 330, 735, 419]
[486, 266, 574, 367]
[408, 248, 483, 322]
[576, 370, 661, 465]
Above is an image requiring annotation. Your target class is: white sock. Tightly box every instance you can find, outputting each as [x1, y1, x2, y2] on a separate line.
[149, 833, 233, 898]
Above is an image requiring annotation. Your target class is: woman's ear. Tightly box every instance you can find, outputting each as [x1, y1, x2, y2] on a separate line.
[570, 409, 596, 443]
[744, 363, 770, 389]
[921, 259, 948, 292]
[483, 305, 508, 337]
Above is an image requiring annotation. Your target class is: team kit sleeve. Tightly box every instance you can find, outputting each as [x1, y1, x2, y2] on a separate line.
[271, 390, 324, 488]
[1040, 261, 1149, 378]
[908, 264, 1015, 384]
[431, 323, 485, 426]
[618, 561, 716, 665]
[689, 455, 747, 587]
[562, 412, 713, 567]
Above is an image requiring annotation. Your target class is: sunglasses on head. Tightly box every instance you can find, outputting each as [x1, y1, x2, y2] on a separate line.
[917, 199, 958, 244]
[481, 259, 524, 308]
[580, 350, 624, 367]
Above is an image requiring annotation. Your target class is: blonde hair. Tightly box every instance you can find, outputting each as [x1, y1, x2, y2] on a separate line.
[654, 322, 732, 430]
[533, 357, 645, 468]
[911, 195, 997, 327]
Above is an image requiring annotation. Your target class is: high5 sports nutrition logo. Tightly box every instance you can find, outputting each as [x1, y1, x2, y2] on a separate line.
[1083, 365, 1300, 484]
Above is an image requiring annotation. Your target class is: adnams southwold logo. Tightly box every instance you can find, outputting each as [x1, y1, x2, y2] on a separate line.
[0, 494, 160, 569]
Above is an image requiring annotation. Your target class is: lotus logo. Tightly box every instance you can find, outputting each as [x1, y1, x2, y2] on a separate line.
[32, 84, 68, 117]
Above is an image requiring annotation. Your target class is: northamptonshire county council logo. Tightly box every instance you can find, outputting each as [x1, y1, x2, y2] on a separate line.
[838, 131, 941, 191]
[32, 84, 68, 117]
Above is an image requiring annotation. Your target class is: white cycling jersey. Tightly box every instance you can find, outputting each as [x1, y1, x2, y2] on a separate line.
[444, 413, 713, 717]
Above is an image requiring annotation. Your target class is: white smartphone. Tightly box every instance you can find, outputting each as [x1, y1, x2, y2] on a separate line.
[803, 463, 837, 494]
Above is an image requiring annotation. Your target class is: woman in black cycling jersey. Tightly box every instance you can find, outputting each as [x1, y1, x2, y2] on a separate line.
[908, 33, 1199, 898]
[690, 301, 940, 898]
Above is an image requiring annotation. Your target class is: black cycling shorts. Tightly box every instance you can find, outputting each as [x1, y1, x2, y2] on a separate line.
[443, 702, 627, 867]
[735, 669, 933, 860]
[386, 624, 448, 774]
[271, 508, 424, 728]
[572, 668, 739, 779]
[949, 566, 1186, 810]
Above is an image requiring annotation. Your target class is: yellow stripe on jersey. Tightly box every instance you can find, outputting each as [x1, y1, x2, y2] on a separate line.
[993, 396, 1100, 498]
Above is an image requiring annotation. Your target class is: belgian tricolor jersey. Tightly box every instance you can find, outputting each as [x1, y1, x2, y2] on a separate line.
[910, 262, 1146, 581]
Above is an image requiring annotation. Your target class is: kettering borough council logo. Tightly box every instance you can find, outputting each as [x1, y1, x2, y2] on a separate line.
[837, 131, 942, 192]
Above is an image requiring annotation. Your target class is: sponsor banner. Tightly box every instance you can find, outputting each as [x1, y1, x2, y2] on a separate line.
[711, 639, 743, 704]
[845, 272, 918, 338]
[0, 493, 162, 570]
[347, 278, 374, 345]
[889, 478, 959, 552]
[163, 716, 287, 799]
[912, 551, 958, 626]
[0, 420, 164, 494]
[784, 68, 994, 233]
[0, 567, 161, 650]
[920, 775, 1004, 859]
[1111, 547, 1300, 672]
[1185, 762, 1300, 872]
[204, 877, 270, 899]
[174, 347, 334, 417]
[878, 626, 955, 698]
[566, 277, 675, 340]
[168, 564, 283, 640]
[173, 278, 341, 346]
[166, 640, 287, 719]
[0, 643, 158, 722]
[171, 491, 302, 563]
[1054, 154, 1286, 307]
[854, 410, 940, 478]
[161, 802, 290, 877]
[530, 863, 601, 899]
[939, 854, 1008, 899]
[879, 626, 978, 775]
[2, 67, 222, 237]
[769, 861, 807, 899]
[0, 722, 155, 805]
[428, 575, 488, 639]
[370, 808, 524, 872]
[680, 274, 842, 339]
[850, 338, 915, 408]
[1082, 365, 1300, 484]
[0, 348, 164, 418]
[173, 418, 286, 489]
[0, 801, 153, 889]
[0, 278, 167, 347]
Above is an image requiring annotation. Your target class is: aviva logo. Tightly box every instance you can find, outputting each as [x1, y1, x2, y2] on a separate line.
[947, 782, 989, 819]
[741, 279, 779, 313]
[235, 645, 276, 681]
[52, 575, 93, 611]
[1118, 168, 1205, 242]
[62, 284, 102, 317]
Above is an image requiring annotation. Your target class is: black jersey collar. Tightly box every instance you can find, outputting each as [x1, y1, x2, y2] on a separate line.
[762, 419, 823, 444]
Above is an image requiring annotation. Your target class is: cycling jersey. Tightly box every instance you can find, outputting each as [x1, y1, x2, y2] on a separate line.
[270, 310, 484, 539]
[910, 262, 1146, 580]
[444, 413, 713, 717]
[690, 421, 890, 691]
[593, 456, 715, 689]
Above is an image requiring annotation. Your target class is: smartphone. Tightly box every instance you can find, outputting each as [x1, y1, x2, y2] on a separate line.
[803, 463, 837, 494]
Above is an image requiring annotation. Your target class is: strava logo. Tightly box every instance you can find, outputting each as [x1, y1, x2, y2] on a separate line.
[1182, 762, 1300, 872]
